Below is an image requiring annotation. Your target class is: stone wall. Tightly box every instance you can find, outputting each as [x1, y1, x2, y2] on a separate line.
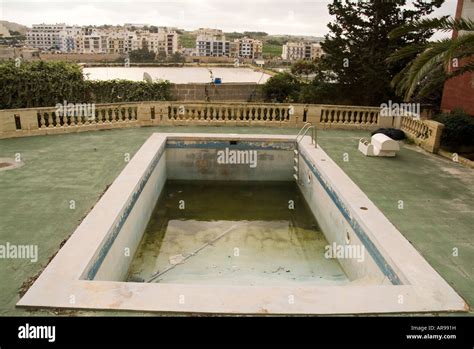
[0, 47, 40, 61]
[441, 71, 474, 116]
[400, 116, 444, 153]
[39, 53, 122, 62]
[170, 83, 263, 102]
[184, 56, 254, 64]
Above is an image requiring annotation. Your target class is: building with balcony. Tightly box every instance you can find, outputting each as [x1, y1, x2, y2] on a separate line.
[281, 42, 323, 61]
[195, 28, 230, 57]
[26, 24, 178, 55]
[231, 37, 262, 59]
[27, 24, 80, 51]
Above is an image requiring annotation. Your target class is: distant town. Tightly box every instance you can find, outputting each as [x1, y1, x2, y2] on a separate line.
[0, 21, 324, 63]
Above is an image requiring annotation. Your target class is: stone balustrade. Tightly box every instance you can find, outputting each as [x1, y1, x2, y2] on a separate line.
[36, 105, 139, 128]
[166, 102, 296, 125]
[0, 101, 444, 153]
[310, 104, 381, 128]
[400, 116, 444, 153]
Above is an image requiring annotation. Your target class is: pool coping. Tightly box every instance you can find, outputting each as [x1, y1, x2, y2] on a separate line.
[16, 133, 468, 314]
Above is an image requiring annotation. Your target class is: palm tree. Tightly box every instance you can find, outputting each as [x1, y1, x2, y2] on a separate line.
[387, 17, 474, 101]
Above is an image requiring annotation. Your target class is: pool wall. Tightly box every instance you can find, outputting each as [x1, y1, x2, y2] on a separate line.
[82, 136, 167, 281]
[166, 139, 294, 181]
[297, 146, 402, 284]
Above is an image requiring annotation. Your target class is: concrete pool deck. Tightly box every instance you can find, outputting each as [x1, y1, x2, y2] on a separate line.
[0, 126, 473, 315]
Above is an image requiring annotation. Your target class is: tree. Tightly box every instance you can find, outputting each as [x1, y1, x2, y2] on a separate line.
[129, 48, 156, 63]
[317, 0, 444, 106]
[168, 52, 185, 63]
[262, 73, 301, 102]
[156, 51, 167, 62]
[298, 80, 345, 104]
[388, 17, 474, 101]
[291, 60, 318, 81]
[244, 31, 268, 37]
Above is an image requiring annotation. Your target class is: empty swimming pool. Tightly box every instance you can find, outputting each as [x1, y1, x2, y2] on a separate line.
[18, 133, 467, 314]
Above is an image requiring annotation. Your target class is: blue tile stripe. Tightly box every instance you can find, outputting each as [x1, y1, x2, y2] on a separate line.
[166, 140, 295, 151]
[84, 141, 166, 280]
[299, 146, 402, 285]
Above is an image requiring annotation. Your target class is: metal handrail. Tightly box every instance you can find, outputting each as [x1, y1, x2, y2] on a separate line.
[296, 123, 317, 147]
[295, 122, 312, 142]
[312, 126, 317, 147]
[298, 126, 314, 145]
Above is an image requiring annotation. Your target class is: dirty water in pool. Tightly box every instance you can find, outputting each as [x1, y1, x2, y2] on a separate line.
[127, 181, 349, 286]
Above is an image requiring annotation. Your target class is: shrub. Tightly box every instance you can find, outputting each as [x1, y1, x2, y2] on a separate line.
[85, 79, 172, 103]
[298, 80, 340, 104]
[129, 48, 156, 63]
[261, 73, 301, 103]
[290, 60, 318, 80]
[262, 71, 345, 105]
[0, 61, 172, 109]
[433, 109, 474, 151]
[0, 61, 87, 109]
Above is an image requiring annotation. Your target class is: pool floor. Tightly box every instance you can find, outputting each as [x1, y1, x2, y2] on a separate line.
[127, 181, 349, 286]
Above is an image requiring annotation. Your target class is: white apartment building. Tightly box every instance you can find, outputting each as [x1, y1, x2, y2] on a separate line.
[231, 37, 262, 59]
[195, 28, 230, 57]
[26, 24, 178, 55]
[80, 28, 107, 54]
[281, 42, 323, 60]
[58, 26, 82, 52]
[27, 24, 80, 51]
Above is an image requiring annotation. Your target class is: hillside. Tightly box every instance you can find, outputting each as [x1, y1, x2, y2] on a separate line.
[0, 21, 28, 35]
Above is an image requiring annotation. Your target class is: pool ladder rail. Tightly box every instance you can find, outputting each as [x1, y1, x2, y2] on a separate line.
[293, 123, 317, 182]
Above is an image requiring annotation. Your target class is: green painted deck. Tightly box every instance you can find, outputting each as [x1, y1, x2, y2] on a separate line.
[0, 126, 472, 316]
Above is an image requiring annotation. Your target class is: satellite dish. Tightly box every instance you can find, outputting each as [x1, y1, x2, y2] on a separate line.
[143, 72, 153, 83]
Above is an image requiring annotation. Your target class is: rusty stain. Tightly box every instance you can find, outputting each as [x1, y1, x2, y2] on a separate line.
[195, 159, 210, 174]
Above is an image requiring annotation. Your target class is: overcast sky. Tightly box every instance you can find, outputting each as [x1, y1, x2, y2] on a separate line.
[0, 0, 458, 36]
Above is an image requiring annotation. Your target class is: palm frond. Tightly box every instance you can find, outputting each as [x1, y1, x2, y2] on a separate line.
[391, 63, 412, 96]
[386, 43, 426, 64]
[402, 39, 452, 99]
[389, 17, 474, 39]
[446, 60, 474, 79]
[416, 67, 446, 98]
[444, 33, 474, 66]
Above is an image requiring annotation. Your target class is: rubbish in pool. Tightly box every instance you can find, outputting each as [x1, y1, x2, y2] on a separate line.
[128, 181, 349, 287]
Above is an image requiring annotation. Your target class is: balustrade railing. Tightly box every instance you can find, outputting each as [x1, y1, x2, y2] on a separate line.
[318, 105, 380, 126]
[0, 101, 443, 153]
[167, 103, 294, 123]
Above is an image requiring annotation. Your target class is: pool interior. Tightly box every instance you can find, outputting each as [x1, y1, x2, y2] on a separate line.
[127, 180, 350, 286]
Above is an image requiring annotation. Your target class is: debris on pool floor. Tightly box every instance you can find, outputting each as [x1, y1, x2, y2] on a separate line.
[127, 181, 349, 286]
